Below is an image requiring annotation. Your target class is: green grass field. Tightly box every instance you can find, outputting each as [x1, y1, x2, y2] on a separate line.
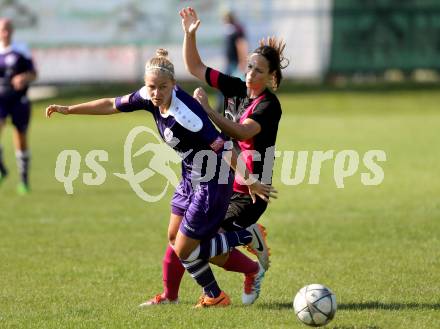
[0, 86, 439, 328]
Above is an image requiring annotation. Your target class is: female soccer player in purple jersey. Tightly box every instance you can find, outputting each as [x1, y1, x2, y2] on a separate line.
[46, 49, 276, 308]
[140, 7, 289, 307]
[0, 18, 37, 194]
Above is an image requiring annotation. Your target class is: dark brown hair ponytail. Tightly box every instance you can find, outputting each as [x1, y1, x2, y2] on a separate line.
[253, 37, 289, 90]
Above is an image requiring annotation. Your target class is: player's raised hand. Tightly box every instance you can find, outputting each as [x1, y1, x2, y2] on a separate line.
[180, 7, 200, 34]
[45, 104, 69, 118]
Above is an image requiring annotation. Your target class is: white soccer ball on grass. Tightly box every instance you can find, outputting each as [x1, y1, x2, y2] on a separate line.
[293, 284, 337, 327]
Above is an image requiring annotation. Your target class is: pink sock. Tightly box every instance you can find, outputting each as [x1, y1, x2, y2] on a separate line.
[163, 245, 185, 300]
[222, 248, 259, 274]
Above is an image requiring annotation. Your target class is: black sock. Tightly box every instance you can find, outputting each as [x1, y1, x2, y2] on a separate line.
[181, 259, 221, 298]
[198, 230, 253, 259]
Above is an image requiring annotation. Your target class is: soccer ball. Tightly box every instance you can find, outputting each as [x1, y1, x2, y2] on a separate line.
[293, 284, 337, 327]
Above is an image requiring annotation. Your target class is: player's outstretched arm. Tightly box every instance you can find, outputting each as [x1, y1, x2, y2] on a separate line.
[45, 98, 119, 118]
[180, 7, 207, 82]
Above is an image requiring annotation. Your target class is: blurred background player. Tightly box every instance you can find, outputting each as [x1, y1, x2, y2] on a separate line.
[0, 18, 37, 194]
[216, 10, 248, 112]
[222, 10, 248, 79]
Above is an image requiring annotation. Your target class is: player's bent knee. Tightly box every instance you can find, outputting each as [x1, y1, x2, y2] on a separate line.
[173, 247, 187, 260]
[175, 244, 200, 262]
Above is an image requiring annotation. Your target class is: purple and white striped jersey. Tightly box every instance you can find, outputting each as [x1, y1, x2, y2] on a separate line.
[115, 85, 228, 178]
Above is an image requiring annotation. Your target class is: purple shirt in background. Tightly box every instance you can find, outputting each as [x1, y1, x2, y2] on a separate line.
[0, 44, 35, 100]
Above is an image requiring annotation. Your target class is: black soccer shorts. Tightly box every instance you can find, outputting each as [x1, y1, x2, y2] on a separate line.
[221, 192, 268, 231]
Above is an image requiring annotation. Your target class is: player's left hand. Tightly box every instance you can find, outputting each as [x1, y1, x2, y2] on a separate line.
[248, 181, 278, 204]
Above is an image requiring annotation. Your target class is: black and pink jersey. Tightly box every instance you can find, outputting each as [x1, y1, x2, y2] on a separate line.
[115, 85, 228, 179]
[0, 44, 35, 100]
[205, 67, 282, 194]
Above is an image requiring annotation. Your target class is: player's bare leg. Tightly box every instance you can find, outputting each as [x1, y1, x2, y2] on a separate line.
[139, 214, 183, 307]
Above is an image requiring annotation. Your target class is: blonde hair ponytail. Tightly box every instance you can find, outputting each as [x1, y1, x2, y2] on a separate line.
[145, 48, 175, 79]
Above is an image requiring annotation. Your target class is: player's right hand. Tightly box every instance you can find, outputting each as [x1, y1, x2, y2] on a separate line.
[180, 7, 201, 35]
[45, 104, 69, 118]
[248, 181, 278, 204]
